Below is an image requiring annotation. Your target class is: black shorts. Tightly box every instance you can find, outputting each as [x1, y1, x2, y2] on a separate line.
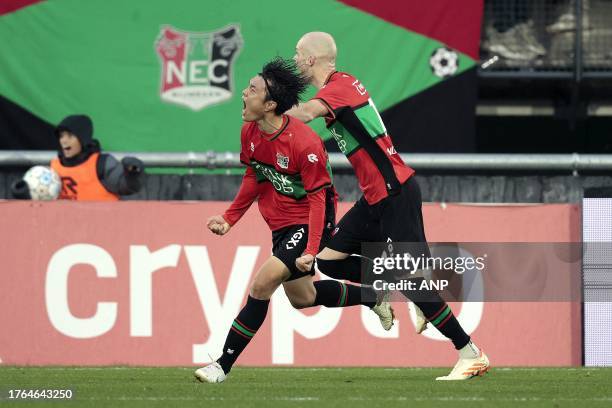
[326, 176, 430, 257]
[272, 223, 333, 281]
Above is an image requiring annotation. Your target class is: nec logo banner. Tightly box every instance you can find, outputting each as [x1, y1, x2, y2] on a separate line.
[155, 24, 243, 111]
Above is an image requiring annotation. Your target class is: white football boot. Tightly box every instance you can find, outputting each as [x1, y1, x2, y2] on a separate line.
[371, 291, 395, 331]
[194, 362, 227, 383]
[411, 303, 428, 334]
[436, 343, 490, 381]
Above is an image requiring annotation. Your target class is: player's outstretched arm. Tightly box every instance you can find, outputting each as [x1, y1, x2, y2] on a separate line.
[286, 99, 329, 123]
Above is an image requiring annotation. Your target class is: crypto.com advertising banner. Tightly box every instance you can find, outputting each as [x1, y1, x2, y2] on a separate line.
[0, 201, 581, 366]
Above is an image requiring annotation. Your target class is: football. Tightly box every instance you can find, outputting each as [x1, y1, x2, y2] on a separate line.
[429, 47, 459, 78]
[22, 165, 61, 201]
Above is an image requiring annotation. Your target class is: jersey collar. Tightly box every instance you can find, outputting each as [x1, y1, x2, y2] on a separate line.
[323, 70, 338, 86]
[261, 114, 289, 141]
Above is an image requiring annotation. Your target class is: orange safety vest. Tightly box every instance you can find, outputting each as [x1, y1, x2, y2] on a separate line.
[50, 152, 119, 201]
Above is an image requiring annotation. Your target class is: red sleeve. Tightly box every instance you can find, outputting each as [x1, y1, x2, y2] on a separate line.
[304, 188, 326, 256]
[222, 166, 258, 226]
[313, 73, 369, 118]
[296, 139, 332, 256]
[313, 84, 344, 117]
[223, 127, 257, 226]
[239, 124, 251, 166]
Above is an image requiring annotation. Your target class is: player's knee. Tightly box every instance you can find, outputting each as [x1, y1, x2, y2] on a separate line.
[288, 292, 316, 309]
[288, 298, 309, 309]
[285, 282, 316, 309]
[250, 279, 274, 300]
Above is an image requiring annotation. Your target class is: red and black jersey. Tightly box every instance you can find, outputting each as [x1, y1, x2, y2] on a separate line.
[223, 115, 336, 255]
[313, 71, 414, 205]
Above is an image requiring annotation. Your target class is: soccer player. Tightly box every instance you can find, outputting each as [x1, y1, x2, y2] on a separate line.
[287, 32, 490, 380]
[194, 57, 393, 383]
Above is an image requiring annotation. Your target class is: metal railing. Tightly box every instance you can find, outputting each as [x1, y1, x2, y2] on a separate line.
[2, 151, 612, 171]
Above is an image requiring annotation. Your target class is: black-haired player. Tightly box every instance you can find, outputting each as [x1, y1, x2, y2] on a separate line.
[195, 57, 394, 383]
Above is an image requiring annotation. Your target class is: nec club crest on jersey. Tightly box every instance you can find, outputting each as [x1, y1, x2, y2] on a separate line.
[276, 153, 289, 169]
[155, 25, 243, 111]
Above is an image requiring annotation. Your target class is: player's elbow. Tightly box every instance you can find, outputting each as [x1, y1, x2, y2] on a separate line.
[300, 111, 316, 123]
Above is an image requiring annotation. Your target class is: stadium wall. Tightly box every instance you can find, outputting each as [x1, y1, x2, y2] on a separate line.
[0, 201, 581, 366]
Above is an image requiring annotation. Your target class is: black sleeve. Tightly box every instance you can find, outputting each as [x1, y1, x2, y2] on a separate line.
[98, 153, 145, 196]
[96, 153, 107, 181]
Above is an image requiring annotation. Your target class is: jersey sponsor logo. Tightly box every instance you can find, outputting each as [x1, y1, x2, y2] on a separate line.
[155, 24, 243, 111]
[307, 153, 318, 163]
[276, 153, 289, 169]
[251, 161, 303, 197]
[286, 227, 305, 249]
[330, 127, 348, 154]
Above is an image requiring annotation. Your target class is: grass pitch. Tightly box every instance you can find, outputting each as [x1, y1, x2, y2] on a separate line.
[1, 366, 611, 407]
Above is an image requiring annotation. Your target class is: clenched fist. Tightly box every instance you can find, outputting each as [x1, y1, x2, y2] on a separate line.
[207, 215, 231, 236]
[295, 253, 315, 272]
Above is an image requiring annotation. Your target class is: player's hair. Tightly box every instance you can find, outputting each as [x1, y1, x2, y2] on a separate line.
[259, 57, 308, 115]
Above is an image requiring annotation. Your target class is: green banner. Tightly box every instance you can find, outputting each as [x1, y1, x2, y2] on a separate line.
[0, 0, 474, 152]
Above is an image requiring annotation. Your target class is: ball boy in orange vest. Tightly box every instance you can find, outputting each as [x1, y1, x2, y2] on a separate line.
[12, 114, 144, 201]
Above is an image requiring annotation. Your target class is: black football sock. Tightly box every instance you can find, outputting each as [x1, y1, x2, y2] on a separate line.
[217, 295, 269, 374]
[417, 301, 470, 350]
[313, 280, 376, 308]
[405, 280, 470, 350]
